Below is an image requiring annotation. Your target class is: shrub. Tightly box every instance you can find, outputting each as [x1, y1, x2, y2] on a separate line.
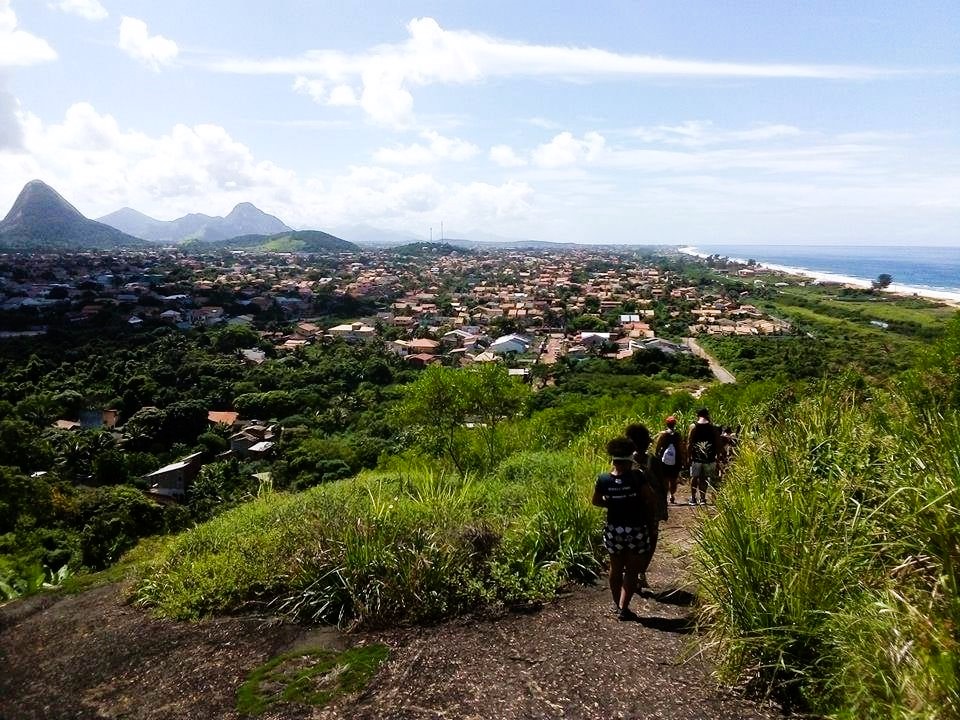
[78, 486, 167, 569]
[693, 377, 960, 718]
[132, 451, 605, 626]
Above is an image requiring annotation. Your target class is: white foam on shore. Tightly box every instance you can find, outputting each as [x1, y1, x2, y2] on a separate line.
[677, 246, 960, 303]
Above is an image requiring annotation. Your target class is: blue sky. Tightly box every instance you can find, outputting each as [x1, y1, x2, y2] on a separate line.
[0, 0, 957, 245]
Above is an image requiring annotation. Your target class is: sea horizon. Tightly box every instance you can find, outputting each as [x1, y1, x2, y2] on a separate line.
[679, 244, 960, 303]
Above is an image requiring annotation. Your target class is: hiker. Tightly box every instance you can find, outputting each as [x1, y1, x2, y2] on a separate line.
[717, 426, 738, 482]
[652, 415, 684, 505]
[625, 422, 665, 590]
[592, 436, 658, 621]
[686, 408, 722, 505]
[625, 422, 667, 523]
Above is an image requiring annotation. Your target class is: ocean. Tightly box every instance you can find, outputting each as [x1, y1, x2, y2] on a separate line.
[679, 244, 960, 301]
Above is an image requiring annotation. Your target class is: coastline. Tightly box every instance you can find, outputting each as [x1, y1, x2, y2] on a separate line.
[677, 246, 960, 304]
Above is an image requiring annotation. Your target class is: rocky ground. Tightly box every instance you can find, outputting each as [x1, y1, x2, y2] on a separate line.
[0, 507, 786, 720]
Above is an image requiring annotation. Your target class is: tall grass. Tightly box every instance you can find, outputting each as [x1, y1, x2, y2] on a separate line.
[132, 450, 606, 626]
[693, 376, 960, 718]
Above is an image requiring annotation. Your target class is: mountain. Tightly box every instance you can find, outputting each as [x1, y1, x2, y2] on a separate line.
[95, 207, 167, 240]
[0, 180, 145, 251]
[183, 229, 357, 253]
[98, 202, 291, 244]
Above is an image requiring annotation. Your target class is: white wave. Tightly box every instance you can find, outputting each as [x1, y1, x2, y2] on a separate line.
[677, 246, 960, 303]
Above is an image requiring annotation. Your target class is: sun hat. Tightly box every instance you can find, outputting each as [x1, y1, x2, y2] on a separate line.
[665, 416, 676, 425]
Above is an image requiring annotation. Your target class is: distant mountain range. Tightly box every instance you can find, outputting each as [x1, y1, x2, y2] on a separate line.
[0, 179, 641, 254]
[98, 202, 291, 244]
[0, 180, 145, 251]
[0, 180, 356, 253]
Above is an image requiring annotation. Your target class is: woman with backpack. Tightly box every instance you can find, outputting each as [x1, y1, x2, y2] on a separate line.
[652, 416, 684, 505]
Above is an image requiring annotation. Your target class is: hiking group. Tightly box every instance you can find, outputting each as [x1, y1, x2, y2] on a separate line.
[592, 409, 736, 621]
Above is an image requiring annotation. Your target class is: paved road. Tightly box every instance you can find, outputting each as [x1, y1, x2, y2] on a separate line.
[685, 337, 736, 384]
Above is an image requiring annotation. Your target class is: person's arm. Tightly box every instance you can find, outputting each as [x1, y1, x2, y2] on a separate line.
[592, 477, 607, 507]
[640, 484, 658, 533]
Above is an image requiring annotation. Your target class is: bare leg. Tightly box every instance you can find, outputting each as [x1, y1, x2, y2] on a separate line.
[619, 553, 644, 611]
[609, 554, 625, 608]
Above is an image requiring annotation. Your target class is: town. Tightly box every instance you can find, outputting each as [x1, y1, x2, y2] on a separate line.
[0, 245, 793, 370]
[0, 243, 801, 500]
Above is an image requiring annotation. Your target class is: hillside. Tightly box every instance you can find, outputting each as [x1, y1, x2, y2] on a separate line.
[99, 202, 291, 244]
[0, 513, 781, 720]
[0, 181, 145, 251]
[388, 241, 475, 256]
[186, 229, 357, 252]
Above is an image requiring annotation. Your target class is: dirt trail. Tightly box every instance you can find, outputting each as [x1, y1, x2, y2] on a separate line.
[0, 509, 781, 720]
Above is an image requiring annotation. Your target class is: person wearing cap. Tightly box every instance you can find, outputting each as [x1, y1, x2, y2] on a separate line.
[652, 415, 684, 505]
[592, 436, 657, 621]
[686, 408, 722, 505]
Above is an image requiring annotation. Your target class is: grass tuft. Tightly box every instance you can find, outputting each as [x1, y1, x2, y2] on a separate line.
[236, 643, 389, 716]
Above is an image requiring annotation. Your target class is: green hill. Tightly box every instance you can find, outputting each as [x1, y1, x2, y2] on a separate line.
[183, 229, 357, 252]
[389, 241, 475, 257]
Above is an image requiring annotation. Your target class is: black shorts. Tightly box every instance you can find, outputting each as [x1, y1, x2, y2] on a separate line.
[603, 523, 651, 555]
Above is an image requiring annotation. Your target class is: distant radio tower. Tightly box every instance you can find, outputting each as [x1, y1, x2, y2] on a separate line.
[441, 221, 444, 241]
[430, 227, 433, 242]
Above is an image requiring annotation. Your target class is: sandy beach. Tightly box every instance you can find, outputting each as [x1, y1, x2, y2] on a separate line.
[678, 246, 960, 305]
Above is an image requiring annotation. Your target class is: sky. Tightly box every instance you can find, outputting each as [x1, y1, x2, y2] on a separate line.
[0, 0, 958, 246]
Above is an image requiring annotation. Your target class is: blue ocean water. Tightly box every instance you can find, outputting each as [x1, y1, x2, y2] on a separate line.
[685, 244, 960, 295]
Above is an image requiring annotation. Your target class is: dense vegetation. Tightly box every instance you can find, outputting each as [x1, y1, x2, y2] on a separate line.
[0, 320, 416, 594]
[696, 283, 950, 383]
[694, 316, 960, 718]
[2, 254, 958, 719]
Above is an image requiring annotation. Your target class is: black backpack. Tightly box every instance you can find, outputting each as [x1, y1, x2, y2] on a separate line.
[690, 423, 717, 462]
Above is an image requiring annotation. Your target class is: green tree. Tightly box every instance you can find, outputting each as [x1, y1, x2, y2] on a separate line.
[77, 486, 166, 569]
[400, 364, 529, 475]
[872, 273, 893, 290]
[213, 324, 260, 353]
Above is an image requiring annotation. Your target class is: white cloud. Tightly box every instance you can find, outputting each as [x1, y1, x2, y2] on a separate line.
[0, 101, 532, 235]
[532, 131, 606, 168]
[0, 1, 57, 67]
[328, 84, 358, 107]
[52, 0, 108, 21]
[293, 76, 325, 103]
[0, 87, 23, 150]
[6, 102, 293, 215]
[293, 77, 359, 107]
[631, 121, 803, 146]
[489, 144, 526, 168]
[118, 16, 178, 71]
[211, 16, 910, 125]
[525, 117, 561, 130]
[373, 130, 479, 165]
